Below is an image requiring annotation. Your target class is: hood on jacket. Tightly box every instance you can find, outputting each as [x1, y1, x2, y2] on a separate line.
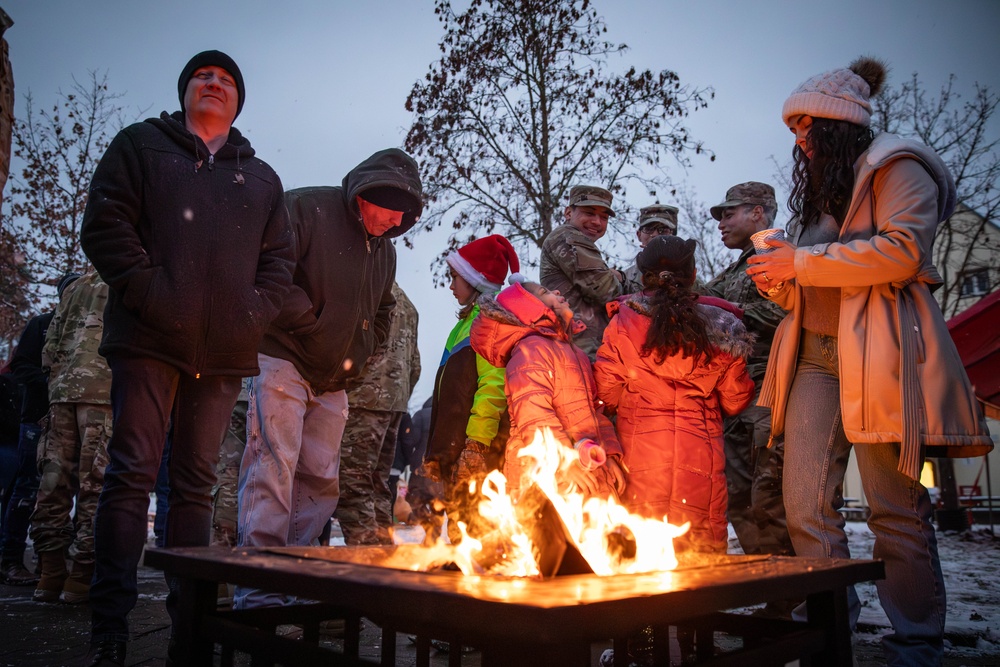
[471, 292, 582, 368]
[146, 111, 254, 163]
[615, 293, 756, 361]
[342, 148, 424, 239]
[864, 133, 957, 223]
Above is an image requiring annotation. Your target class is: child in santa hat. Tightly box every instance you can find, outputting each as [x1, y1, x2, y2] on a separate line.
[409, 234, 522, 540]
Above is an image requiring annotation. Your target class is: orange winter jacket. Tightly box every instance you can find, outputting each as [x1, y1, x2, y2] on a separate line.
[470, 294, 622, 495]
[594, 295, 755, 549]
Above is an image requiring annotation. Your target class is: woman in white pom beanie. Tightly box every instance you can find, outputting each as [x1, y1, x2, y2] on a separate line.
[747, 57, 992, 665]
[406, 235, 522, 540]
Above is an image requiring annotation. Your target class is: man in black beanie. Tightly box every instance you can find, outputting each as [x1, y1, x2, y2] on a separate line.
[79, 50, 294, 666]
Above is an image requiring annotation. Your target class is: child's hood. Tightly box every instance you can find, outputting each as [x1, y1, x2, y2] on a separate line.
[617, 293, 755, 361]
[470, 293, 563, 367]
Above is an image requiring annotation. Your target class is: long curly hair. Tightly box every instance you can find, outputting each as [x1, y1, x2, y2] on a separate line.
[789, 118, 874, 226]
[640, 270, 714, 364]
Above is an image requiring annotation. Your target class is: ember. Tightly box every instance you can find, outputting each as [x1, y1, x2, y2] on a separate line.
[404, 428, 689, 578]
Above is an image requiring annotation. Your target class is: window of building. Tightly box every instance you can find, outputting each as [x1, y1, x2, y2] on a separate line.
[960, 268, 991, 298]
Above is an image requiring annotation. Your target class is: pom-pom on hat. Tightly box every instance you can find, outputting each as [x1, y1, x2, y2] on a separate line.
[446, 234, 523, 294]
[782, 56, 888, 127]
[496, 282, 552, 327]
[637, 235, 697, 287]
[178, 50, 246, 119]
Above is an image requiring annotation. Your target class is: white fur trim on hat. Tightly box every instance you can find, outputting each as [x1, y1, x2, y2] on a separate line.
[447, 250, 501, 294]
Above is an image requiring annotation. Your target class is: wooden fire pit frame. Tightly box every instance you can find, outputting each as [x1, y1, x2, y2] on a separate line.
[145, 545, 884, 667]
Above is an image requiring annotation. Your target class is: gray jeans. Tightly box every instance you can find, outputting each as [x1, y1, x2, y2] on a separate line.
[235, 354, 348, 609]
[783, 331, 945, 666]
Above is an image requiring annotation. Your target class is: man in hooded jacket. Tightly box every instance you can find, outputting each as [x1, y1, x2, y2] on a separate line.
[79, 50, 294, 666]
[235, 148, 423, 609]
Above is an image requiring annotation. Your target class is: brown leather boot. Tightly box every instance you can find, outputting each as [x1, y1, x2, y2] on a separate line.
[59, 560, 94, 604]
[32, 550, 68, 603]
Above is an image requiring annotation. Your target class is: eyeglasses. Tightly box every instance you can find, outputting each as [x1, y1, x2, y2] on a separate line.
[639, 224, 673, 235]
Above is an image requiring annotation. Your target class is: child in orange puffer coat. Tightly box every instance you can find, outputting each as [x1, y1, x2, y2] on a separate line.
[594, 236, 755, 552]
[471, 281, 625, 500]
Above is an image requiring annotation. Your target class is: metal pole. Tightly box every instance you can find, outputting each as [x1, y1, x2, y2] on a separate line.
[985, 453, 994, 536]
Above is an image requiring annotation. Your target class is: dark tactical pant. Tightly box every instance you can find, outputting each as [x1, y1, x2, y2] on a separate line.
[29, 402, 111, 564]
[0, 423, 42, 563]
[334, 408, 403, 546]
[210, 400, 248, 547]
[723, 402, 794, 556]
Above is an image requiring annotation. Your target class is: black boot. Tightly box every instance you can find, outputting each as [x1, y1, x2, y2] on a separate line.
[81, 640, 126, 667]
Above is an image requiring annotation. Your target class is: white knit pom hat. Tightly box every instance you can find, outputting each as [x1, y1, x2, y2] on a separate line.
[782, 56, 887, 127]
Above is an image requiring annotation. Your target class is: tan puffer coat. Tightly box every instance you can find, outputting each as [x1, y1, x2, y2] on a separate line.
[759, 133, 993, 480]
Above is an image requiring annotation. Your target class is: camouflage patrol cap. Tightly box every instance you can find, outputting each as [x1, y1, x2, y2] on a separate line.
[568, 185, 616, 217]
[710, 182, 776, 221]
[638, 204, 679, 232]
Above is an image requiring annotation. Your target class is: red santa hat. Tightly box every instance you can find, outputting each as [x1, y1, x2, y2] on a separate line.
[446, 234, 524, 293]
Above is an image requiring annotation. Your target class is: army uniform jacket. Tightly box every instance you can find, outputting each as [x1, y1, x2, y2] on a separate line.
[539, 224, 623, 358]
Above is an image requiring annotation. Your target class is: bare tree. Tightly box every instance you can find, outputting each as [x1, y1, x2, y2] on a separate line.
[404, 0, 713, 282]
[872, 75, 1000, 318]
[7, 71, 128, 299]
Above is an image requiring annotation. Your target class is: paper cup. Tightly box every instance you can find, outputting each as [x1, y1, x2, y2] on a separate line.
[751, 228, 786, 254]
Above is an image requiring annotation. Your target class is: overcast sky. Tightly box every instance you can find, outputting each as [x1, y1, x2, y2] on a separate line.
[4, 0, 999, 407]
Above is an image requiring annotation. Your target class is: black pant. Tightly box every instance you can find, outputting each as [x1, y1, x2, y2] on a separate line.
[90, 356, 240, 642]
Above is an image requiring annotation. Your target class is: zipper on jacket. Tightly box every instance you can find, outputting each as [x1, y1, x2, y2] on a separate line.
[208, 154, 215, 170]
[333, 233, 377, 384]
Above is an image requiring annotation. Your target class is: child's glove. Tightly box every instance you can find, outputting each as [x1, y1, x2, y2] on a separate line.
[454, 439, 489, 488]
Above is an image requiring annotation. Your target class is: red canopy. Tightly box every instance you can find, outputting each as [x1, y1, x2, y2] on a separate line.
[948, 290, 1000, 418]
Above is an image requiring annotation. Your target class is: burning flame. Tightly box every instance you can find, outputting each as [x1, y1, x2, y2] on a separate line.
[402, 428, 688, 577]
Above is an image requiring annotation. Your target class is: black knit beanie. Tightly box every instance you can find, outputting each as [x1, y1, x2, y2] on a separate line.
[636, 235, 697, 286]
[177, 50, 245, 119]
[56, 272, 82, 299]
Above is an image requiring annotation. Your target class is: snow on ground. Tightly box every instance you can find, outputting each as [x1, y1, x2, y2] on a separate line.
[842, 521, 1000, 657]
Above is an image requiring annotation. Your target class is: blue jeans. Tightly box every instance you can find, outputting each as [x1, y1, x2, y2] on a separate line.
[90, 356, 241, 643]
[0, 423, 42, 563]
[784, 331, 946, 666]
[235, 354, 347, 609]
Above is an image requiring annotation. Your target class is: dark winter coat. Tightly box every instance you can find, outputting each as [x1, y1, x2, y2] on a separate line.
[594, 295, 755, 550]
[260, 149, 423, 393]
[9, 312, 52, 423]
[80, 111, 295, 377]
[423, 306, 509, 477]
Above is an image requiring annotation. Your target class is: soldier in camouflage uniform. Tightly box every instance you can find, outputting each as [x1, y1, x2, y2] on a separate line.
[540, 185, 623, 360]
[210, 385, 248, 547]
[622, 204, 679, 294]
[704, 182, 794, 557]
[30, 270, 112, 604]
[334, 283, 420, 545]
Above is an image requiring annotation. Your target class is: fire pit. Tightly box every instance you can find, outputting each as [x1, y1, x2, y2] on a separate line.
[145, 543, 883, 666]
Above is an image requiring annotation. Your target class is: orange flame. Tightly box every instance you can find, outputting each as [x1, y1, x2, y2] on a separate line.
[402, 428, 688, 577]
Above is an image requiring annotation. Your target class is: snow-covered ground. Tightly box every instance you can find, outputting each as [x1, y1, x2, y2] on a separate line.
[841, 522, 1000, 658]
